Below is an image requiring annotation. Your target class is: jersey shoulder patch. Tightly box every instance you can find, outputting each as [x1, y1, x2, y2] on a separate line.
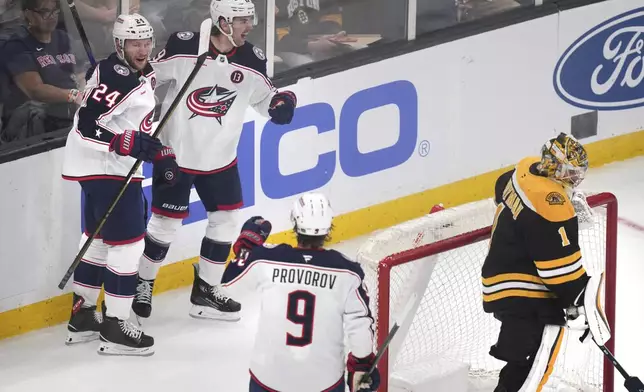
[153, 31, 199, 61]
[252, 45, 265, 60]
[233, 42, 268, 76]
[96, 55, 141, 96]
[513, 157, 574, 222]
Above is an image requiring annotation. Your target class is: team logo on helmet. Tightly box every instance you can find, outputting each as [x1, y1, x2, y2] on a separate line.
[186, 85, 237, 124]
[177, 31, 194, 40]
[140, 110, 154, 134]
[114, 64, 130, 76]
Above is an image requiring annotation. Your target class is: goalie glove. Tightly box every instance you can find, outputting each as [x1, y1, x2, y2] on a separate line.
[571, 191, 594, 230]
[347, 353, 381, 392]
[566, 273, 611, 345]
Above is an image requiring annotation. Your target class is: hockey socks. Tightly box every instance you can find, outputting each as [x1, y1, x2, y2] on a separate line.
[72, 236, 108, 306]
[103, 240, 144, 320]
[138, 233, 170, 281]
[198, 237, 231, 286]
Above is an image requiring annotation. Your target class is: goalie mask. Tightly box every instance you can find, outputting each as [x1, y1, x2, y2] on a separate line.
[539, 133, 589, 189]
[290, 193, 333, 236]
[210, 0, 257, 47]
[112, 13, 155, 69]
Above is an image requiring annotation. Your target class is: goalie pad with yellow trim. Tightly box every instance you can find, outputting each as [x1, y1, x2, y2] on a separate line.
[517, 325, 567, 392]
[582, 273, 611, 345]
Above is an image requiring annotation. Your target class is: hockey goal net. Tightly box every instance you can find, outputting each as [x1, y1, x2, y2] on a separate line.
[356, 193, 617, 392]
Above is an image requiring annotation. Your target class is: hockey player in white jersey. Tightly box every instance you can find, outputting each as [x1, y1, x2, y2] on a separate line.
[133, 0, 297, 322]
[61, 14, 179, 356]
[221, 193, 381, 392]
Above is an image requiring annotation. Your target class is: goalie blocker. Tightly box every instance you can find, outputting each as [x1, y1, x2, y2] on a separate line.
[482, 133, 610, 392]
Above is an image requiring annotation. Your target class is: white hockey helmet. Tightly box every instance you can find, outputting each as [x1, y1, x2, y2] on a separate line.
[112, 13, 155, 64]
[290, 193, 334, 236]
[210, 0, 257, 47]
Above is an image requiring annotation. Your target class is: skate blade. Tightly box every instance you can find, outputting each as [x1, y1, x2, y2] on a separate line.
[97, 341, 155, 357]
[189, 305, 241, 322]
[65, 330, 99, 345]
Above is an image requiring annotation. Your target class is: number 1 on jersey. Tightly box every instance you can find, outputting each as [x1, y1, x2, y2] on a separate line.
[286, 290, 316, 347]
[558, 226, 571, 246]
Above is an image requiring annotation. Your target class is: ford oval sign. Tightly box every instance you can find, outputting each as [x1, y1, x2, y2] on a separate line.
[554, 7, 644, 110]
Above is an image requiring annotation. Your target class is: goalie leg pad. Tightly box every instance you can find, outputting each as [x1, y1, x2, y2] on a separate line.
[198, 210, 238, 285]
[517, 325, 567, 392]
[104, 239, 144, 320]
[583, 272, 611, 345]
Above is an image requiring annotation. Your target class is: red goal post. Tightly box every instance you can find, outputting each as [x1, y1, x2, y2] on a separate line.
[358, 193, 617, 392]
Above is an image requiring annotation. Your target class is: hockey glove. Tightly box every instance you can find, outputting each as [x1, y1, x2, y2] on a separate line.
[268, 91, 297, 125]
[153, 146, 180, 188]
[347, 353, 381, 392]
[232, 216, 272, 257]
[109, 130, 163, 162]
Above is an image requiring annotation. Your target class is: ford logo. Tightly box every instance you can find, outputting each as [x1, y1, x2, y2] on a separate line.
[554, 7, 644, 110]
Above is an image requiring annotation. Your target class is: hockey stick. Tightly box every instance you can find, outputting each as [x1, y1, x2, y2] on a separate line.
[57, 19, 213, 290]
[593, 339, 644, 392]
[65, 0, 97, 66]
[359, 293, 419, 384]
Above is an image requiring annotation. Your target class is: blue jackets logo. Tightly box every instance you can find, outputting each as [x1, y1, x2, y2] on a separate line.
[554, 7, 644, 110]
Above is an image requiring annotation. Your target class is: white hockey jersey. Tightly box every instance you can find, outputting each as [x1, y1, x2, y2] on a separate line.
[221, 244, 375, 392]
[61, 53, 156, 181]
[151, 32, 277, 173]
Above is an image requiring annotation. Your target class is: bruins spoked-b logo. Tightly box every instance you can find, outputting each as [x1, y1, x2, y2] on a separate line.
[186, 85, 237, 124]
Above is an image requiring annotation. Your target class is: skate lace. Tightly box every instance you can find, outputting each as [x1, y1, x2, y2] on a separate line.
[118, 319, 142, 340]
[93, 310, 103, 324]
[210, 285, 231, 303]
[136, 280, 153, 304]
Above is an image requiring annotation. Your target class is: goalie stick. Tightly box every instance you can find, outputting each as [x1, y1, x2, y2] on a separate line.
[57, 18, 213, 290]
[590, 336, 644, 392]
[65, 0, 97, 66]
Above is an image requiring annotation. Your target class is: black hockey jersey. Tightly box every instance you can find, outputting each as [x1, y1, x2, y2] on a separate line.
[62, 53, 156, 181]
[222, 244, 374, 391]
[481, 157, 590, 321]
[151, 32, 276, 173]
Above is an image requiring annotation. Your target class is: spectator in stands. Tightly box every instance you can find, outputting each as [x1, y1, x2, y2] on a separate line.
[1, 0, 23, 38]
[0, 0, 83, 143]
[275, 0, 357, 69]
[59, 0, 133, 62]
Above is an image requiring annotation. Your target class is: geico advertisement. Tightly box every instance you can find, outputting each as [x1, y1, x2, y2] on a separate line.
[79, 80, 421, 233]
